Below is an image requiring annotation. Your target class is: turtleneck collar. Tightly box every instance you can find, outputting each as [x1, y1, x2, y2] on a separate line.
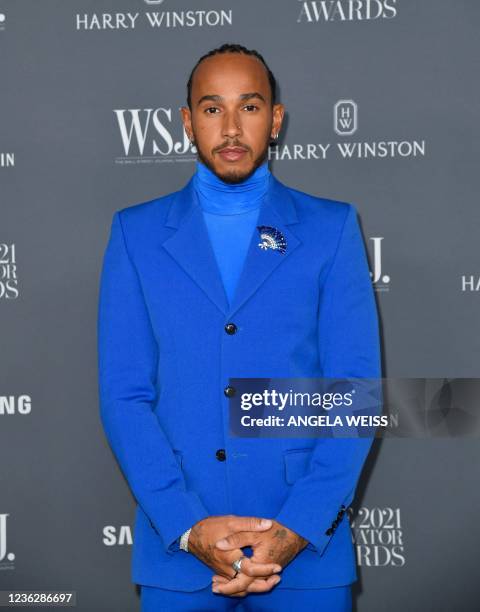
[192, 159, 271, 215]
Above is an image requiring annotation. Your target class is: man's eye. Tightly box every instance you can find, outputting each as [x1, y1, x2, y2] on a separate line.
[204, 107, 219, 114]
[244, 105, 259, 112]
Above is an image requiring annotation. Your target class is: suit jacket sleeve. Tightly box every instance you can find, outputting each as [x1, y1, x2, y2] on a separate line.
[97, 211, 210, 555]
[274, 203, 382, 557]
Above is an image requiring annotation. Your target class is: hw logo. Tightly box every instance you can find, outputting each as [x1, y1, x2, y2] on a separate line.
[334, 100, 358, 136]
[0, 513, 15, 569]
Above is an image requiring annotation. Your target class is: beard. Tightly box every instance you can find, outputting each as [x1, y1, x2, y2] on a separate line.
[194, 138, 271, 184]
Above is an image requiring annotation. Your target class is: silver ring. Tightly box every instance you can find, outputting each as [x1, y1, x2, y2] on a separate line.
[232, 556, 245, 574]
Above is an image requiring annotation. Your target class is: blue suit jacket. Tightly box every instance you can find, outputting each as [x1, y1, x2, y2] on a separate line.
[97, 172, 381, 591]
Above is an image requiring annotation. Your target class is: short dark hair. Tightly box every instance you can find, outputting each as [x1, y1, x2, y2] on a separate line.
[186, 43, 277, 110]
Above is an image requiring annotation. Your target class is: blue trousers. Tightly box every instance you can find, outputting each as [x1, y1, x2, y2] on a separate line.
[140, 583, 352, 611]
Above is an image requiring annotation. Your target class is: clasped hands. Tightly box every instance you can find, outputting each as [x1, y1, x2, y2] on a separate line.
[187, 515, 309, 597]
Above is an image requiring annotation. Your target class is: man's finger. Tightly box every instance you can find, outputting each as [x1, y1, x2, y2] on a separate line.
[218, 550, 250, 580]
[212, 575, 230, 585]
[215, 532, 254, 550]
[212, 555, 281, 582]
[211, 574, 249, 598]
[246, 575, 282, 593]
[226, 516, 272, 533]
[235, 557, 282, 578]
[211, 571, 280, 597]
[212, 573, 253, 596]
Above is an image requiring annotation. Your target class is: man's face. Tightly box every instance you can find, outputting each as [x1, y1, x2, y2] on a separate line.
[181, 53, 284, 184]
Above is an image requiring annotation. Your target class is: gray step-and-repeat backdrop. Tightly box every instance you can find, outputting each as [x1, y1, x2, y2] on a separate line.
[1, 1, 479, 610]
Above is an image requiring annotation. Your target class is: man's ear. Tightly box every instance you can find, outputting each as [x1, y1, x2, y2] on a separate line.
[180, 106, 193, 142]
[271, 103, 285, 140]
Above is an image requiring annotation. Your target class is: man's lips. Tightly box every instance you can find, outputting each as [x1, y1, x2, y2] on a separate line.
[218, 147, 248, 162]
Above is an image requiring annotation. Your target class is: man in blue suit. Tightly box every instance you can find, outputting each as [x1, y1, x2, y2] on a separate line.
[97, 43, 381, 611]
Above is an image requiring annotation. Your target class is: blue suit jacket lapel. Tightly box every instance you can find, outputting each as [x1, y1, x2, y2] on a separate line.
[161, 172, 302, 318]
[162, 177, 229, 315]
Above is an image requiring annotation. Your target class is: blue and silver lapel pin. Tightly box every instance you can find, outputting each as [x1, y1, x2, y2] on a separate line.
[257, 225, 287, 254]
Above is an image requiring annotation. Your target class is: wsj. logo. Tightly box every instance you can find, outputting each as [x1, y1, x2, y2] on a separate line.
[351, 506, 405, 567]
[0, 13, 6, 31]
[334, 100, 358, 136]
[114, 108, 195, 164]
[144, 0, 165, 4]
[103, 525, 133, 546]
[369, 237, 390, 292]
[0, 243, 19, 300]
[461, 276, 480, 292]
[0, 514, 15, 569]
[0, 396, 32, 416]
[297, 0, 398, 23]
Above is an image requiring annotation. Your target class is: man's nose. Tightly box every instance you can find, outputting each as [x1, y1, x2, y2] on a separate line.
[222, 111, 242, 140]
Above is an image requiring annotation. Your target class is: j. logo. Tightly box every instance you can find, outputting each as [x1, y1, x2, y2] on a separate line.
[257, 225, 287, 254]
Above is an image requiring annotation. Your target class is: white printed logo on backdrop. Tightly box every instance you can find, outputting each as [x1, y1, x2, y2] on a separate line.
[351, 506, 405, 567]
[0, 153, 15, 168]
[103, 525, 133, 546]
[334, 100, 358, 136]
[114, 107, 195, 165]
[369, 237, 390, 292]
[0, 396, 32, 416]
[461, 275, 480, 292]
[297, 0, 398, 23]
[269, 99, 426, 161]
[0, 12, 6, 32]
[0, 514, 15, 570]
[75, 1, 233, 31]
[0, 244, 19, 300]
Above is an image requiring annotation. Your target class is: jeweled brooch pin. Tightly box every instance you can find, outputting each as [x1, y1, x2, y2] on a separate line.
[257, 225, 287, 254]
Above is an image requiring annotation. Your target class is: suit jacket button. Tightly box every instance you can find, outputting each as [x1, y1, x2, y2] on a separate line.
[225, 322, 237, 335]
[224, 386, 236, 397]
[216, 449, 226, 461]
[325, 528, 333, 536]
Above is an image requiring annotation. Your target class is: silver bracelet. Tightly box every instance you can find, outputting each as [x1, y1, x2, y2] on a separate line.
[179, 528, 192, 552]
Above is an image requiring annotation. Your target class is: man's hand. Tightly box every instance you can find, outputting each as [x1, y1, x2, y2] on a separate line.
[210, 519, 309, 597]
[187, 515, 282, 582]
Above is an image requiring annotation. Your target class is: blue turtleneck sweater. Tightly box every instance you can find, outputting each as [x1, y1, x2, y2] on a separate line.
[192, 159, 270, 305]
